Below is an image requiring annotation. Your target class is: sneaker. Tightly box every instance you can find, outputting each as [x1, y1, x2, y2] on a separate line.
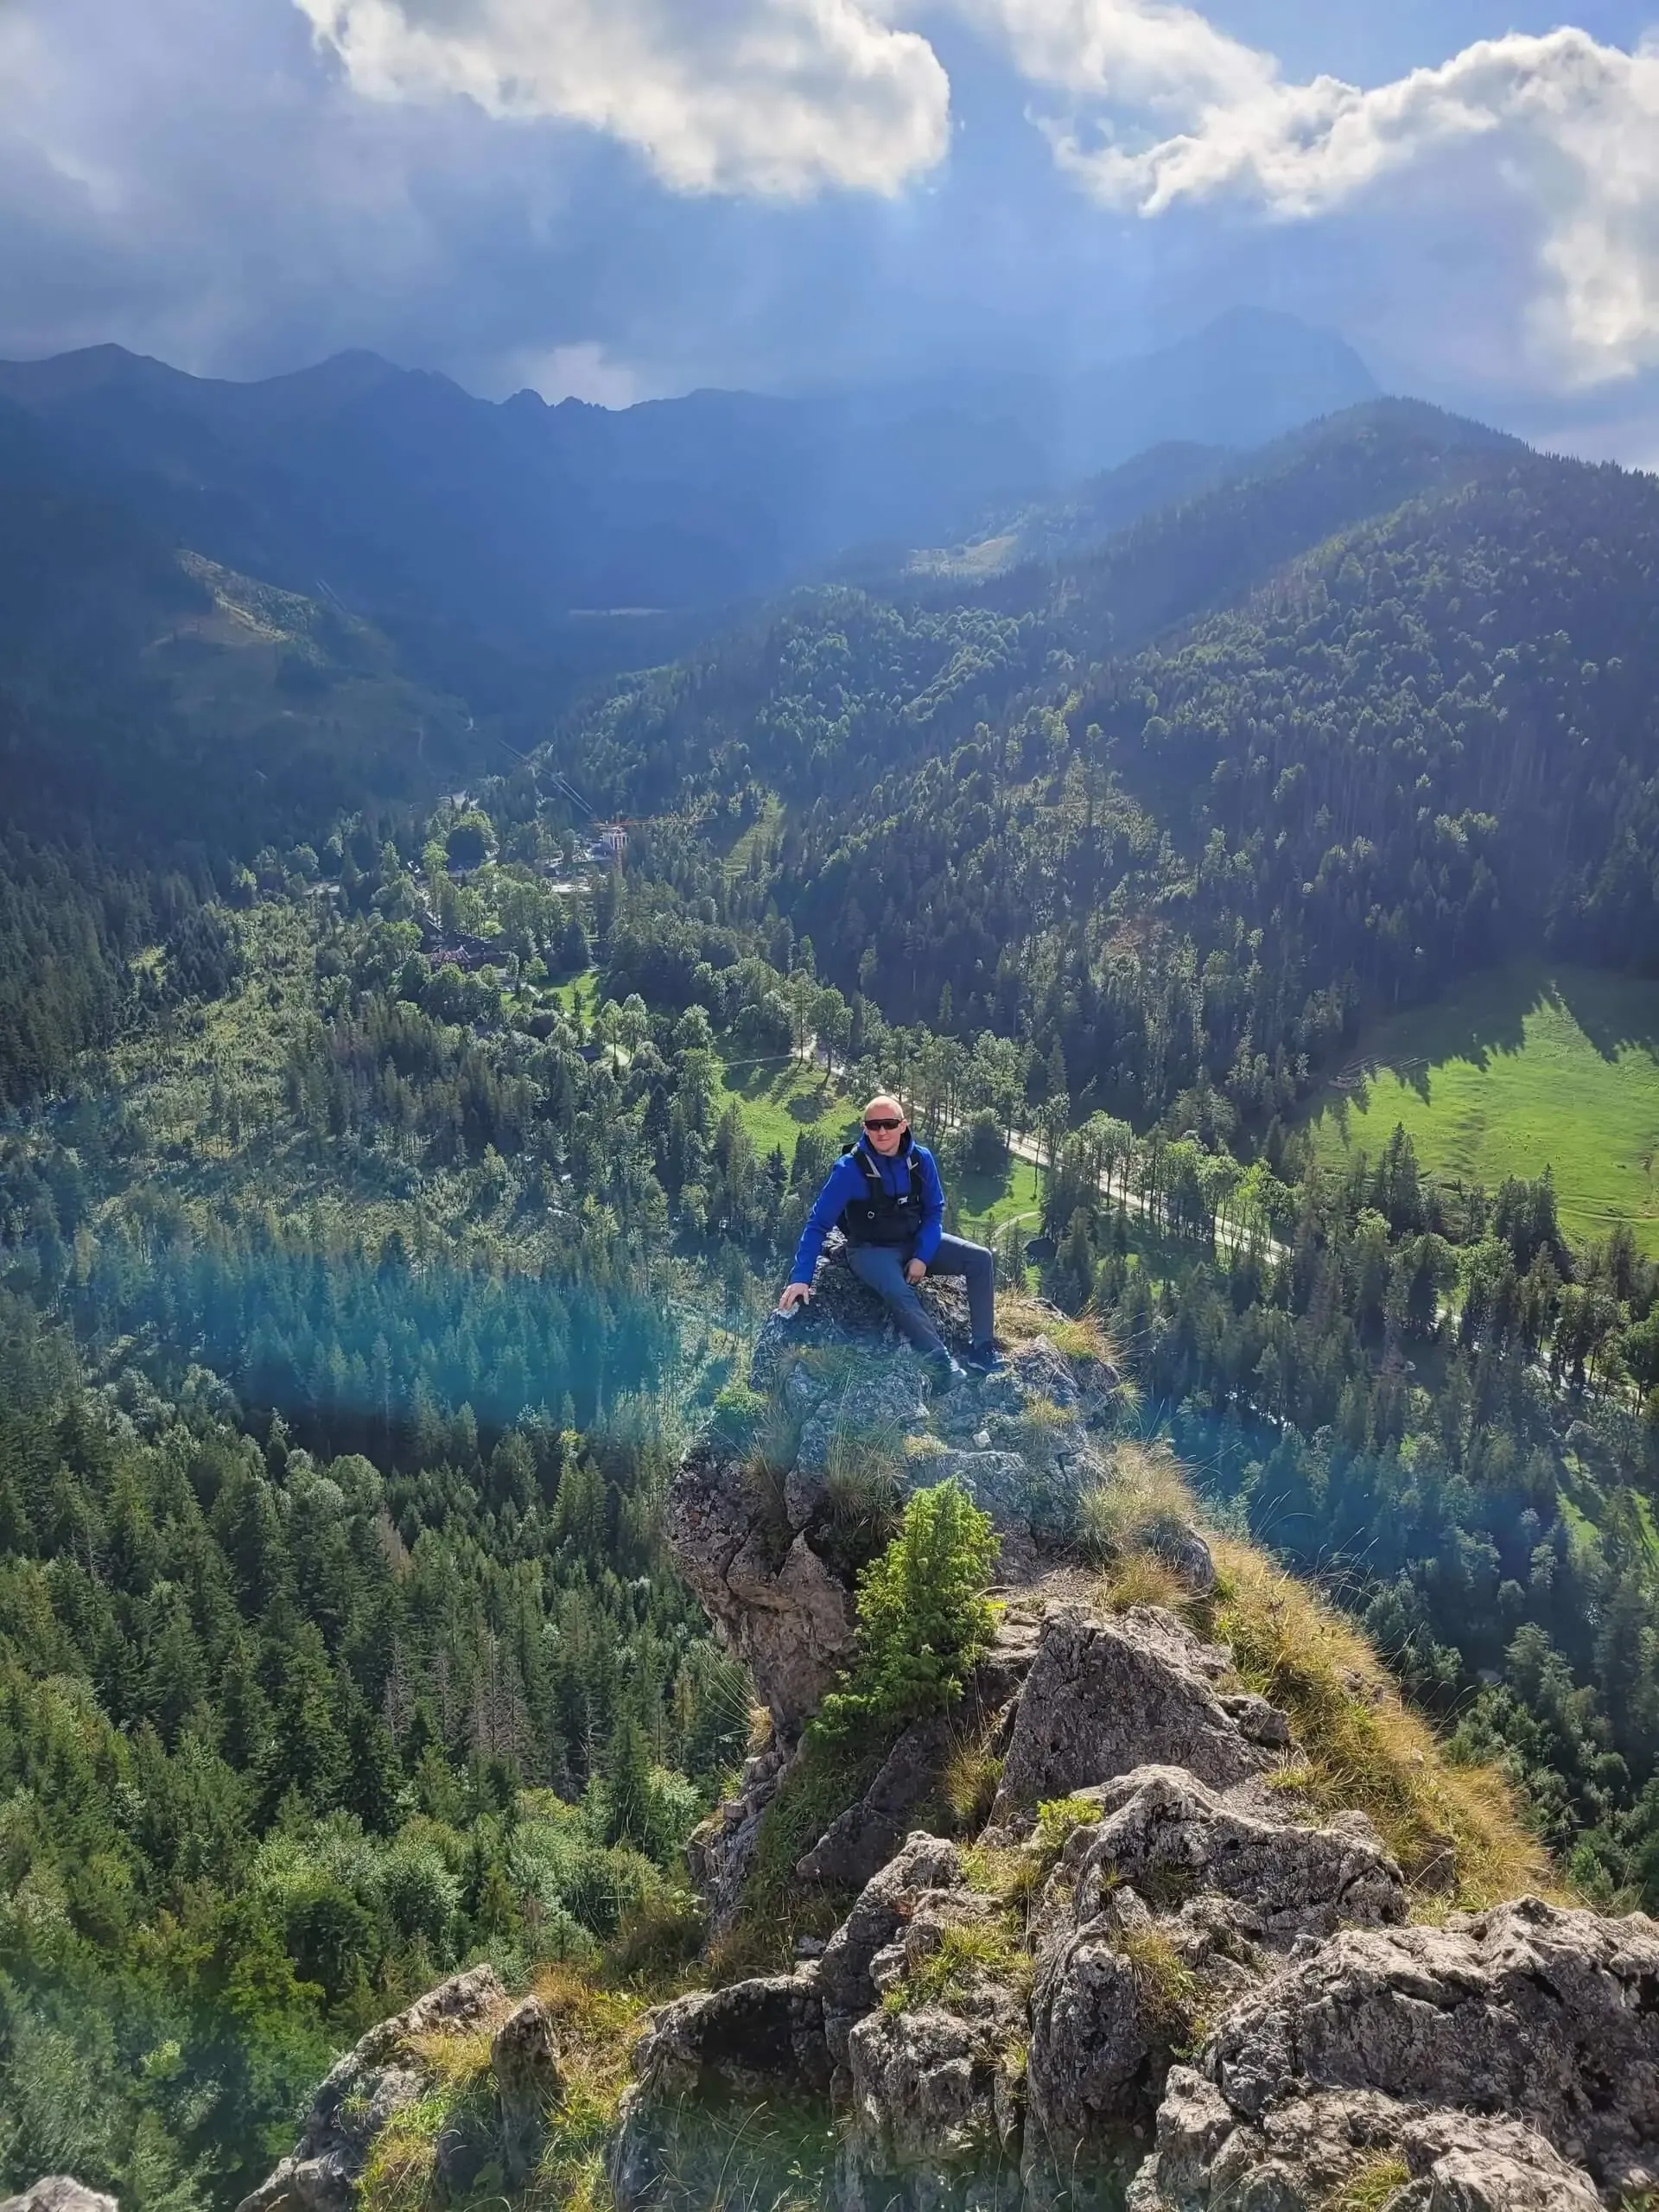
[925, 1351, 963, 1392]
[963, 1342, 1005, 1376]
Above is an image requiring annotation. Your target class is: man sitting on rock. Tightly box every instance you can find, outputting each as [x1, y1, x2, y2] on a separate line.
[778, 1093, 1001, 1382]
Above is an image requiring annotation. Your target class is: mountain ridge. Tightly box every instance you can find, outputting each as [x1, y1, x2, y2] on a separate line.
[0, 312, 1379, 658]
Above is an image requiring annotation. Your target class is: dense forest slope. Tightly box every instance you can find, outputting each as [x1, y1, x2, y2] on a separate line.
[559, 405, 1659, 1133]
[0, 403, 481, 1106]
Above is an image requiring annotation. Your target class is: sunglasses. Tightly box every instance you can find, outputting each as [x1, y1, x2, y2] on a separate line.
[863, 1116, 903, 1132]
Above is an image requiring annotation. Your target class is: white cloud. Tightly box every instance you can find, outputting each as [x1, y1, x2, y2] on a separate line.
[951, 5, 1659, 384]
[296, 0, 951, 198]
[502, 340, 651, 407]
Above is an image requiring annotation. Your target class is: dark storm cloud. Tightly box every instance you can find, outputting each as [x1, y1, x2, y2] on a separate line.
[3, 0, 1659, 456]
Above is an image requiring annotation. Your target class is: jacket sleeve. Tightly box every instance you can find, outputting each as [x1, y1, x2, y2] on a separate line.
[914, 1147, 945, 1263]
[791, 1158, 855, 1285]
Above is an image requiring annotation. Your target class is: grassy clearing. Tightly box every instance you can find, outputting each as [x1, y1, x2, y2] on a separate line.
[553, 968, 601, 1020]
[715, 1050, 859, 1162]
[955, 1152, 1048, 1240]
[1306, 961, 1659, 1251]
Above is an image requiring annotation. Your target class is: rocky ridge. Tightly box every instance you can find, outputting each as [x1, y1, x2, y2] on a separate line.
[236, 1253, 1659, 2212]
[626, 1255, 1659, 2209]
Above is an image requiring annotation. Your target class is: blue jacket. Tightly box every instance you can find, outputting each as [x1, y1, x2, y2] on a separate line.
[791, 1138, 945, 1284]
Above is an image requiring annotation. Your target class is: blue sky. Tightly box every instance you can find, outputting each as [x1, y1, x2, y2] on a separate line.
[3, 0, 1659, 457]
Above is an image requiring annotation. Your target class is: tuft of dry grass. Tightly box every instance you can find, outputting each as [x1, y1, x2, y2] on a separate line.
[1115, 1924, 1201, 2040]
[1096, 1550, 1193, 1616]
[1330, 2155, 1411, 2210]
[1076, 1438, 1194, 1565]
[823, 1421, 904, 1541]
[993, 1293, 1065, 1347]
[939, 1734, 1004, 1834]
[1210, 1536, 1557, 1910]
[993, 1295, 1114, 1364]
[1046, 1313, 1118, 1367]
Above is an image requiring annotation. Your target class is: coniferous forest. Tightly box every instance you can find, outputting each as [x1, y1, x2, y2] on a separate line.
[8, 387, 1659, 2205]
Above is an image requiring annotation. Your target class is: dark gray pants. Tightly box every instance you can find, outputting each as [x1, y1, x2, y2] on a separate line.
[844, 1233, 995, 1358]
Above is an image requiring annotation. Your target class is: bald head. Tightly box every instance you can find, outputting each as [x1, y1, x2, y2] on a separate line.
[861, 1093, 907, 1154]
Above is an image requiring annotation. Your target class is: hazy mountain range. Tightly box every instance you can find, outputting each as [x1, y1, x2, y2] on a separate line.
[0, 308, 1375, 673]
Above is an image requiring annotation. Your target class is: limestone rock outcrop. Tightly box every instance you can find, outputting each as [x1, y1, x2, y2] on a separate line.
[667, 1439, 856, 1734]
[1129, 1895, 1659, 2208]
[491, 1995, 563, 2184]
[799, 1603, 1044, 1891]
[1127, 2073, 1605, 2211]
[609, 1972, 831, 2212]
[818, 1833, 968, 2073]
[1, 2183, 120, 2212]
[993, 1606, 1291, 1816]
[1020, 1766, 1408, 2194]
[237, 1965, 507, 2212]
[257, 1290, 1659, 2212]
[237, 1964, 571, 2212]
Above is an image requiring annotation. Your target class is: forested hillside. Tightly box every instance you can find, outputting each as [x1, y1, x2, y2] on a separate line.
[561, 409, 1659, 1132]
[7, 380, 1659, 2209]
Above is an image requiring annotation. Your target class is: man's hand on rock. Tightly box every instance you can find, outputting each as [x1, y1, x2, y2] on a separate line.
[905, 1259, 926, 1285]
[779, 1281, 813, 1314]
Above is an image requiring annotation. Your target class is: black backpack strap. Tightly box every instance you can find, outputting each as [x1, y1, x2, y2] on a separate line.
[842, 1139, 884, 1200]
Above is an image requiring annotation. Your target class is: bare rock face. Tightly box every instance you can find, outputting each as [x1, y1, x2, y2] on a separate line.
[236, 1965, 506, 2212]
[1128, 2071, 1604, 2210]
[830, 1848, 1028, 2212]
[684, 1738, 792, 1933]
[1020, 1767, 1408, 2197]
[799, 1609, 1045, 1891]
[491, 1996, 562, 2184]
[667, 1442, 856, 1734]
[0, 2183, 119, 2212]
[1065, 1764, 1407, 1945]
[819, 1833, 966, 2072]
[626, 1971, 830, 2103]
[1131, 1897, 1659, 2208]
[609, 1972, 830, 2212]
[671, 1256, 1132, 1922]
[994, 1608, 1290, 1818]
[838, 2003, 1026, 2212]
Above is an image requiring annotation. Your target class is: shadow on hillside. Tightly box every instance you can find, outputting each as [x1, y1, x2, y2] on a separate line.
[1550, 969, 1659, 1065]
[1329, 965, 1544, 1108]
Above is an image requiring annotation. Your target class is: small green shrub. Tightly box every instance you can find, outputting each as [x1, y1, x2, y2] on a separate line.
[708, 1382, 766, 1457]
[813, 1481, 999, 1745]
[1032, 1796, 1101, 1870]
